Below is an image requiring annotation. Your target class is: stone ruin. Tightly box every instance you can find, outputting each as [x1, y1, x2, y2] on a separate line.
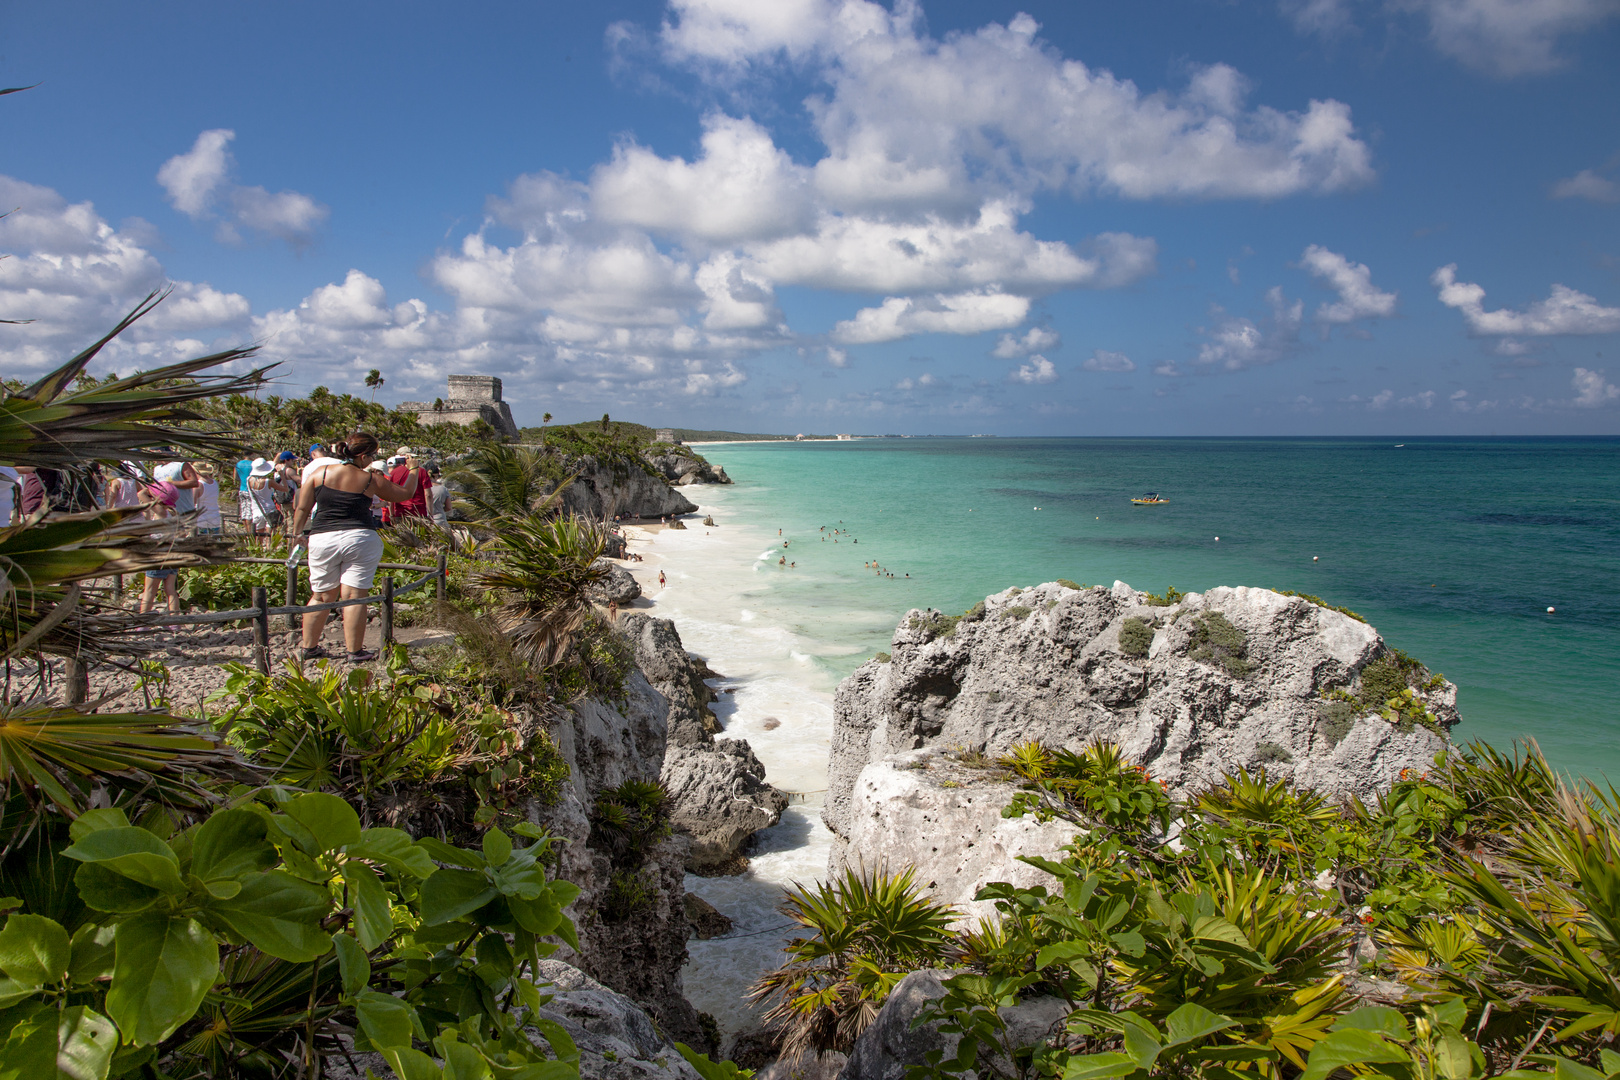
[398, 375, 520, 437]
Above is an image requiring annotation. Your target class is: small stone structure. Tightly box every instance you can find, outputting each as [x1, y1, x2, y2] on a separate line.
[398, 375, 519, 437]
[654, 429, 680, 444]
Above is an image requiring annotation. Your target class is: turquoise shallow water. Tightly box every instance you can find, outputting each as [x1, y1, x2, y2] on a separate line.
[692, 437, 1620, 781]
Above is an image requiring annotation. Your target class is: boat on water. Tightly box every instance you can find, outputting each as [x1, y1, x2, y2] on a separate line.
[1131, 492, 1169, 505]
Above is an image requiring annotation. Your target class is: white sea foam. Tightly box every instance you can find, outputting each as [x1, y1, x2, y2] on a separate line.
[618, 487, 837, 1039]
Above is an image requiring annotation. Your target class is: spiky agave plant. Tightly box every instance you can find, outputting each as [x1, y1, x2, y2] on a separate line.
[748, 866, 956, 1062]
[473, 511, 608, 668]
[446, 442, 571, 520]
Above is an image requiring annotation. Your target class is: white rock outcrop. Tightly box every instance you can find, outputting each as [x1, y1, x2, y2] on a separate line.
[826, 582, 1458, 872]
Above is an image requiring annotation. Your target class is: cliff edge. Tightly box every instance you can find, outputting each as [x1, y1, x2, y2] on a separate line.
[825, 580, 1458, 872]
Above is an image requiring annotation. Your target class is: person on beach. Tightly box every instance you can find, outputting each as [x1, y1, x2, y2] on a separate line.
[428, 466, 450, 529]
[138, 481, 182, 620]
[193, 464, 222, 534]
[608, 599, 619, 622]
[291, 432, 421, 664]
[245, 459, 287, 550]
[659, 570, 666, 588]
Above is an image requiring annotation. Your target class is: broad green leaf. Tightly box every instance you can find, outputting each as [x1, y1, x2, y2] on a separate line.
[1599, 1049, 1620, 1076]
[0, 915, 70, 986]
[416, 837, 484, 869]
[107, 913, 217, 1046]
[344, 865, 393, 951]
[529, 1013, 579, 1064]
[1121, 1021, 1161, 1070]
[351, 829, 437, 878]
[1062, 1052, 1143, 1080]
[508, 891, 561, 937]
[1333, 1006, 1413, 1043]
[419, 868, 497, 925]
[0, 1003, 56, 1080]
[1163, 1002, 1236, 1050]
[440, 1040, 489, 1080]
[56, 1006, 118, 1080]
[0, 978, 38, 1008]
[1036, 940, 1091, 970]
[189, 809, 276, 884]
[482, 829, 512, 868]
[1300, 1029, 1411, 1080]
[1192, 915, 1252, 948]
[72, 864, 162, 914]
[1431, 997, 1468, 1032]
[67, 809, 130, 843]
[380, 1046, 441, 1080]
[1110, 929, 1146, 957]
[332, 933, 370, 999]
[356, 989, 420, 1051]
[1435, 1034, 1475, 1080]
[60, 829, 185, 895]
[282, 792, 361, 854]
[207, 871, 331, 962]
[67, 925, 115, 985]
[505, 1063, 583, 1080]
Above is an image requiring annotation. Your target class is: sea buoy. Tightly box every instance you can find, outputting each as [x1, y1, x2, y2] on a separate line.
[1547, 606, 1555, 613]
[1214, 536, 1219, 541]
[1312, 556, 1319, 562]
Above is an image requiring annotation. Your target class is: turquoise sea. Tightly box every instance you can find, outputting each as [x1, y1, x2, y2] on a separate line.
[691, 436, 1620, 781]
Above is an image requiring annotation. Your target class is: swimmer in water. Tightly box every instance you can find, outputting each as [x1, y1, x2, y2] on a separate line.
[779, 556, 786, 565]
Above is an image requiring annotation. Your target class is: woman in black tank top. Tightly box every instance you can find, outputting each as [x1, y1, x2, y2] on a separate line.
[290, 432, 421, 663]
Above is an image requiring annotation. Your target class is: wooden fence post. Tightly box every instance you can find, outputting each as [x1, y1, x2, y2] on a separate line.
[252, 586, 270, 675]
[285, 562, 299, 632]
[436, 552, 447, 607]
[64, 656, 89, 706]
[380, 576, 395, 650]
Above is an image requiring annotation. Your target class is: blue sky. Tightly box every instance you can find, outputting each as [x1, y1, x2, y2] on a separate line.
[2, 0, 1618, 435]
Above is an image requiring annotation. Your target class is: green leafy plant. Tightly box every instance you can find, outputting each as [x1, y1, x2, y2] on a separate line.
[1143, 587, 1186, 608]
[749, 866, 956, 1062]
[1188, 611, 1253, 678]
[1119, 617, 1155, 657]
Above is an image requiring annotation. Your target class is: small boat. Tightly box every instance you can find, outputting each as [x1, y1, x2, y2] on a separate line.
[1131, 492, 1169, 505]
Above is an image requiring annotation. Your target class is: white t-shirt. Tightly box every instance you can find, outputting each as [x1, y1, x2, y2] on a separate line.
[0, 467, 17, 526]
[154, 462, 194, 514]
[195, 479, 221, 528]
[302, 456, 342, 485]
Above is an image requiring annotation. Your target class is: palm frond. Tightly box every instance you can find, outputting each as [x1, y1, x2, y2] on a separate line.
[474, 513, 607, 667]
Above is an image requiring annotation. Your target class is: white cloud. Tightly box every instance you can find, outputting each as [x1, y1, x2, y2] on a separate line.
[590, 114, 815, 245]
[1366, 387, 1438, 409]
[1153, 362, 1183, 377]
[1008, 355, 1058, 384]
[1432, 265, 1620, 337]
[157, 129, 329, 248]
[993, 326, 1061, 358]
[1420, 0, 1619, 76]
[1196, 287, 1304, 370]
[1571, 367, 1620, 407]
[1552, 167, 1620, 203]
[660, 2, 1374, 204]
[1082, 349, 1135, 372]
[0, 175, 252, 373]
[895, 372, 939, 390]
[1282, 0, 1619, 77]
[832, 289, 1031, 344]
[1300, 244, 1396, 324]
[825, 346, 849, 367]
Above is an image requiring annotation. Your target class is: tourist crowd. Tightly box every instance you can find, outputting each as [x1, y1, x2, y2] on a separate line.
[0, 433, 454, 656]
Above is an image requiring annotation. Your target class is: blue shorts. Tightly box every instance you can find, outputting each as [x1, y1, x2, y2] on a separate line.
[145, 568, 178, 579]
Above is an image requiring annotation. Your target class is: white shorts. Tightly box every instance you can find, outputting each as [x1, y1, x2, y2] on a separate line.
[307, 528, 384, 592]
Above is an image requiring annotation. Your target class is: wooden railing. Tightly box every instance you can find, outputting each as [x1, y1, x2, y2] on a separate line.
[127, 552, 449, 675]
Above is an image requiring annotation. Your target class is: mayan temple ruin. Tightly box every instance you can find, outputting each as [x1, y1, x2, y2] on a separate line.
[398, 374, 520, 437]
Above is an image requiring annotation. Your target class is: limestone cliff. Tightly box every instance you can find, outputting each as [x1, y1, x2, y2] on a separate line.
[620, 613, 789, 873]
[826, 581, 1458, 875]
[645, 449, 732, 486]
[557, 455, 699, 519]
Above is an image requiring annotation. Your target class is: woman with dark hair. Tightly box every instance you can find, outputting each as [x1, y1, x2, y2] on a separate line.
[290, 431, 421, 663]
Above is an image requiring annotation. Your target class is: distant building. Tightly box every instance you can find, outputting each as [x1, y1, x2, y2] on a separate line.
[398, 375, 519, 437]
[795, 433, 806, 440]
[835, 433, 854, 440]
[654, 429, 681, 444]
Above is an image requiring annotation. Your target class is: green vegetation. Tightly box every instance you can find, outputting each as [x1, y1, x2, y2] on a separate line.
[590, 779, 672, 871]
[748, 867, 956, 1062]
[1274, 589, 1367, 623]
[1188, 610, 1254, 678]
[792, 739, 1620, 1080]
[1144, 586, 1188, 607]
[1255, 741, 1294, 764]
[1119, 616, 1156, 657]
[875, 651, 892, 663]
[911, 611, 964, 639]
[1317, 701, 1359, 745]
[178, 559, 294, 615]
[1001, 605, 1034, 621]
[1055, 579, 1084, 590]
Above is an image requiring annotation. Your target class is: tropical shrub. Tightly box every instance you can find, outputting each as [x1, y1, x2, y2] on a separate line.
[749, 866, 956, 1062]
[1187, 611, 1253, 678]
[0, 792, 581, 1079]
[1118, 617, 1155, 657]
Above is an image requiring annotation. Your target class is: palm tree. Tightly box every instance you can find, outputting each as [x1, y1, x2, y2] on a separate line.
[364, 368, 384, 402]
[444, 443, 570, 520]
[473, 512, 608, 669]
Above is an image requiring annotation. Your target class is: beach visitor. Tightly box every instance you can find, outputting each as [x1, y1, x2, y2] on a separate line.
[302, 443, 342, 485]
[138, 481, 182, 620]
[235, 457, 253, 532]
[658, 570, 666, 588]
[428, 466, 450, 529]
[386, 447, 432, 523]
[154, 459, 201, 527]
[274, 452, 301, 537]
[245, 458, 287, 550]
[608, 599, 619, 622]
[291, 432, 421, 663]
[193, 464, 222, 534]
[0, 465, 17, 526]
[106, 465, 143, 510]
